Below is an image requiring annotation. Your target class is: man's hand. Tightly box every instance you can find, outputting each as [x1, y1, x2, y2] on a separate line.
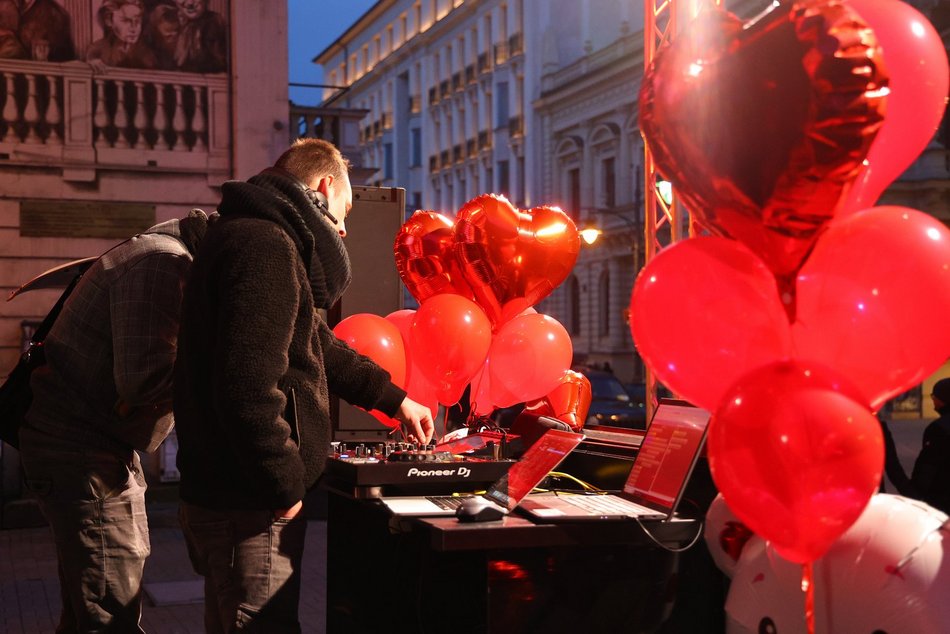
[274, 500, 303, 521]
[394, 397, 435, 444]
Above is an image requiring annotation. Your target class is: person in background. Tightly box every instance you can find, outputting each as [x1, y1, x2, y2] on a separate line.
[880, 378, 950, 514]
[173, 138, 433, 633]
[19, 209, 212, 633]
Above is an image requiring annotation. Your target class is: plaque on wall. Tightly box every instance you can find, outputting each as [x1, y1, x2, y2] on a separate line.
[20, 200, 156, 238]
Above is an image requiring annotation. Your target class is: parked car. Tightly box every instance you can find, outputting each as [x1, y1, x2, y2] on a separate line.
[577, 367, 647, 429]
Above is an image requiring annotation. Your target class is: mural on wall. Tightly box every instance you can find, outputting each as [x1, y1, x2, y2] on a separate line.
[0, 0, 227, 72]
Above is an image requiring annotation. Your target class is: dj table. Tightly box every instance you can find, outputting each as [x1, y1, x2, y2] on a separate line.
[322, 432, 723, 633]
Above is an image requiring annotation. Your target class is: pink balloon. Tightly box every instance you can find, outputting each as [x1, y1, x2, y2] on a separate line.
[334, 313, 407, 428]
[793, 207, 950, 410]
[487, 313, 573, 405]
[409, 294, 492, 406]
[630, 237, 792, 411]
[842, 0, 949, 212]
[708, 360, 883, 564]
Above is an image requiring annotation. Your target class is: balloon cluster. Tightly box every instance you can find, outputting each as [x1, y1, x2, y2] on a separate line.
[334, 194, 588, 430]
[635, 0, 950, 563]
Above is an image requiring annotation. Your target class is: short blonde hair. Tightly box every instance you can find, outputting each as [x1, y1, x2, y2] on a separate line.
[274, 138, 351, 185]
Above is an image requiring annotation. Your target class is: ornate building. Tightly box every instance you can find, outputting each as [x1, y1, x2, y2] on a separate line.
[315, 0, 950, 394]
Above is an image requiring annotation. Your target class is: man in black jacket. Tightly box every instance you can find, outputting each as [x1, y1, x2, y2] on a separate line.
[173, 139, 433, 633]
[21, 210, 211, 633]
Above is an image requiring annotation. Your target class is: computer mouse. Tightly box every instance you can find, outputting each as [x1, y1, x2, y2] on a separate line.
[455, 497, 506, 523]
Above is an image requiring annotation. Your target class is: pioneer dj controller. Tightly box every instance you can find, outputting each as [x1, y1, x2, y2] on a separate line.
[324, 440, 515, 492]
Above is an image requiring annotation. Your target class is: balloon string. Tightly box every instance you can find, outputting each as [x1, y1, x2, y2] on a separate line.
[801, 562, 815, 634]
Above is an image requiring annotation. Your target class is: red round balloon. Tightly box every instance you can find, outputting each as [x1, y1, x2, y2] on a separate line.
[455, 194, 580, 329]
[793, 207, 950, 410]
[708, 360, 884, 564]
[841, 0, 950, 213]
[334, 313, 407, 428]
[333, 314, 406, 388]
[487, 313, 573, 405]
[394, 210, 474, 304]
[630, 237, 791, 412]
[409, 294, 492, 406]
[386, 309, 440, 420]
[640, 1, 888, 280]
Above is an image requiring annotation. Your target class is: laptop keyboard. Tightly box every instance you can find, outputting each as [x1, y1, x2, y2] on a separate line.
[425, 495, 473, 510]
[559, 494, 656, 516]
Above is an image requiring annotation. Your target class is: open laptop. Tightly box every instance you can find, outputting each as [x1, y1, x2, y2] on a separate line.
[520, 399, 711, 522]
[379, 427, 584, 517]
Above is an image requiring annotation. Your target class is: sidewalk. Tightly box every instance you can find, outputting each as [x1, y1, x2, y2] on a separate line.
[0, 498, 328, 633]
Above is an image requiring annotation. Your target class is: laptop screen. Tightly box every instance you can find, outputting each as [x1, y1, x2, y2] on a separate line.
[623, 399, 711, 512]
[485, 429, 584, 510]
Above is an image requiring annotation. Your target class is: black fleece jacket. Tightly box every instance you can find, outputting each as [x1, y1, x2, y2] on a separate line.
[173, 171, 406, 510]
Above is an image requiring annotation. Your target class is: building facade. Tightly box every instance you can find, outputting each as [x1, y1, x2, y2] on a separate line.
[0, 0, 298, 498]
[316, 0, 950, 398]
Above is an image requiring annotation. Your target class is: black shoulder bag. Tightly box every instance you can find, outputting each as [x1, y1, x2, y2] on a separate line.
[0, 271, 85, 449]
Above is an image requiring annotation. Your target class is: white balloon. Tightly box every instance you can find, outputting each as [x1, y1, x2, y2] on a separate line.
[724, 494, 950, 634]
[704, 493, 754, 579]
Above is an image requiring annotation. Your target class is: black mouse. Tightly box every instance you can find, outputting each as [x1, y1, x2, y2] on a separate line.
[455, 497, 506, 522]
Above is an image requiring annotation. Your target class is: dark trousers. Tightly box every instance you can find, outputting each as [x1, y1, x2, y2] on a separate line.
[19, 426, 149, 634]
[179, 502, 307, 633]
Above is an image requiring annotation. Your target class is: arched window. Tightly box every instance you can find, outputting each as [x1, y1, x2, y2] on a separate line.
[598, 268, 610, 337]
[568, 275, 580, 335]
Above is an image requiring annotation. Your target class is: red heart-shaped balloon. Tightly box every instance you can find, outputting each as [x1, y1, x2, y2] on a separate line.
[394, 210, 474, 304]
[640, 1, 888, 284]
[454, 194, 580, 328]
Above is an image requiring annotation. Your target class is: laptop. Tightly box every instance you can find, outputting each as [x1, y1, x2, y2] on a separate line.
[379, 427, 584, 517]
[519, 399, 711, 522]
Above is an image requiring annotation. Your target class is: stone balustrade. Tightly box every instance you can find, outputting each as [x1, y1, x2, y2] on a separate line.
[0, 60, 229, 182]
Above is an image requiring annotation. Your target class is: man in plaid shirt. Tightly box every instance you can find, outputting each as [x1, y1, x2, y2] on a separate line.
[19, 210, 211, 633]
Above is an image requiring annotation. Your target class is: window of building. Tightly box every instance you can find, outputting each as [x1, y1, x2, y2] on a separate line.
[568, 168, 581, 222]
[411, 128, 422, 167]
[517, 156, 525, 207]
[399, 14, 407, 44]
[413, 2, 421, 34]
[603, 157, 616, 208]
[497, 160, 510, 197]
[384, 143, 394, 180]
[412, 191, 422, 213]
[495, 81, 509, 128]
[568, 275, 580, 335]
[598, 269, 610, 337]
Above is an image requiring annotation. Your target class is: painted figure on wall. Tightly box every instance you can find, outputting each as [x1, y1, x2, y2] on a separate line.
[143, 2, 178, 69]
[0, 0, 229, 72]
[19, 0, 75, 61]
[0, 0, 26, 59]
[171, 0, 227, 73]
[86, 0, 157, 69]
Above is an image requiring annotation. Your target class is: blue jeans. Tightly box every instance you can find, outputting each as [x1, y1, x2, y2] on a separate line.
[19, 425, 149, 634]
[179, 502, 307, 633]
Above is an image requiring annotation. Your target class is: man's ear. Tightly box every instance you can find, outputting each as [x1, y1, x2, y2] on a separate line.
[314, 175, 333, 197]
